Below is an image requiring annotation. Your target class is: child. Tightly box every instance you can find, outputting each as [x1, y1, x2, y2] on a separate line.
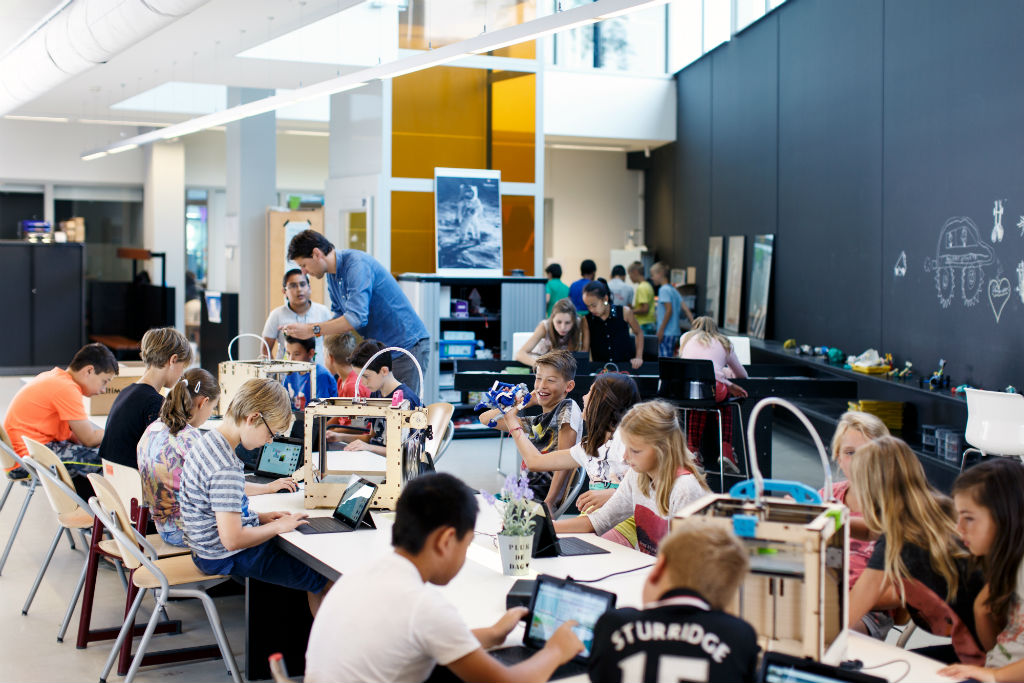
[4, 343, 118, 483]
[514, 298, 583, 368]
[847, 436, 985, 663]
[554, 400, 711, 556]
[281, 334, 338, 409]
[544, 262, 570, 317]
[179, 378, 329, 614]
[607, 264, 634, 308]
[339, 339, 423, 455]
[137, 368, 220, 547]
[628, 261, 657, 335]
[581, 280, 644, 369]
[479, 349, 582, 507]
[650, 262, 693, 357]
[323, 332, 368, 398]
[304, 472, 583, 683]
[99, 327, 191, 469]
[569, 258, 597, 313]
[678, 316, 749, 472]
[587, 518, 759, 683]
[261, 268, 333, 360]
[938, 459, 1024, 682]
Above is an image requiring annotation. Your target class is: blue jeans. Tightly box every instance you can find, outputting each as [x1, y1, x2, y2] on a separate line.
[659, 335, 679, 358]
[158, 527, 186, 548]
[192, 541, 327, 594]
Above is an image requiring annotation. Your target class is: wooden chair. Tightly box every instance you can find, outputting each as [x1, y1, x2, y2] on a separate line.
[87, 473, 240, 683]
[0, 424, 40, 575]
[424, 402, 455, 464]
[71, 459, 190, 652]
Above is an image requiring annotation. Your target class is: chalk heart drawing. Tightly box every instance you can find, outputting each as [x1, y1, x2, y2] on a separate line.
[989, 277, 1011, 323]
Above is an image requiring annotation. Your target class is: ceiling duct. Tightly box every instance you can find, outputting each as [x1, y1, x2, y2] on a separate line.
[0, 0, 211, 116]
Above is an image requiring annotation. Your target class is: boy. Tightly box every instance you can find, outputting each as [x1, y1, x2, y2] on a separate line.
[569, 259, 597, 313]
[304, 472, 583, 683]
[650, 262, 694, 358]
[99, 327, 190, 469]
[608, 264, 634, 308]
[261, 268, 333, 360]
[340, 339, 422, 455]
[587, 518, 759, 683]
[479, 349, 582, 507]
[544, 262, 570, 317]
[4, 343, 117, 483]
[323, 332, 368, 398]
[628, 261, 657, 335]
[281, 335, 338, 410]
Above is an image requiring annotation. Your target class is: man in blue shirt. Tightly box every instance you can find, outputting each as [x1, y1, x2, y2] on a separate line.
[281, 230, 430, 396]
[568, 259, 597, 313]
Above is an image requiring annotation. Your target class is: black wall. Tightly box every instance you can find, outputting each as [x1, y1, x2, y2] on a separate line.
[651, 0, 1024, 389]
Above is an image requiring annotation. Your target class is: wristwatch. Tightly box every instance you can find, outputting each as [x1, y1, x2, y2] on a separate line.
[312, 324, 322, 337]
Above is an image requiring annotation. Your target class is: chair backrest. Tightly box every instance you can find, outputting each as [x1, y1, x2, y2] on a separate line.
[552, 466, 587, 519]
[423, 402, 454, 459]
[964, 388, 1024, 456]
[0, 423, 26, 476]
[657, 358, 717, 401]
[87, 473, 143, 571]
[23, 437, 81, 516]
[642, 335, 659, 361]
[102, 458, 144, 512]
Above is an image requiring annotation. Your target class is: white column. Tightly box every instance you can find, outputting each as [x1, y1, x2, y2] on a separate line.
[143, 141, 186, 331]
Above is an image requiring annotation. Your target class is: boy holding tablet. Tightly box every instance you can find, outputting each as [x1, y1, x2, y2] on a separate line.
[587, 518, 759, 683]
[305, 473, 583, 682]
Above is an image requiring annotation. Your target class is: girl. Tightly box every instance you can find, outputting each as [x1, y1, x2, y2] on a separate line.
[847, 436, 985, 664]
[678, 316, 748, 470]
[581, 280, 644, 369]
[938, 459, 1024, 682]
[553, 400, 710, 556]
[514, 297, 583, 368]
[502, 373, 641, 543]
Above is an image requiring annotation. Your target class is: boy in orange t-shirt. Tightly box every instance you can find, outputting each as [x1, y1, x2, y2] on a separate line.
[4, 343, 118, 480]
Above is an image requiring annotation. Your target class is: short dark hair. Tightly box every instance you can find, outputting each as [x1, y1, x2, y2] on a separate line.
[580, 259, 597, 276]
[287, 229, 335, 261]
[69, 343, 119, 375]
[583, 279, 610, 300]
[392, 473, 479, 554]
[611, 264, 626, 278]
[282, 268, 308, 287]
[350, 339, 390, 373]
[545, 263, 562, 279]
[284, 335, 315, 353]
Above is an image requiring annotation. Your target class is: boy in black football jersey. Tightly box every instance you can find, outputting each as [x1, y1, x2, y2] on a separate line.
[588, 518, 759, 683]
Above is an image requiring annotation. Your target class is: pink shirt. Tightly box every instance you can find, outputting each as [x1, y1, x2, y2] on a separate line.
[678, 336, 747, 385]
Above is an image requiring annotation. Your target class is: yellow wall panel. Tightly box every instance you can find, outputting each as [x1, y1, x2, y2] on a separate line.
[391, 191, 436, 274]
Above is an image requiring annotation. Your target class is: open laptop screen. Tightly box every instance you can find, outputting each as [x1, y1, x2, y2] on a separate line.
[257, 440, 302, 477]
[333, 476, 376, 528]
[525, 576, 616, 659]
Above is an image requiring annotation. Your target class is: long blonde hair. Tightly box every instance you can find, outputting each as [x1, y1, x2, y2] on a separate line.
[830, 411, 889, 462]
[849, 436, 963, 603]
[679, 316, 732, 355]
[618, 400, 709, 516]
[545, 298, 582, 352]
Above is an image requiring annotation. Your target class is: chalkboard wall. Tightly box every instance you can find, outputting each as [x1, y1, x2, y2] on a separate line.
[649, 0, 1024, 390]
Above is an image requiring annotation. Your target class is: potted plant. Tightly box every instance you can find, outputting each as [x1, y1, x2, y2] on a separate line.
[482, 474, 538, 576]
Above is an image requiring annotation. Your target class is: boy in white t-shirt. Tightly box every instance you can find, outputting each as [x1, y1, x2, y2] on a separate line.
[261, 269, 333, 360]
[305, 473, 583, 683]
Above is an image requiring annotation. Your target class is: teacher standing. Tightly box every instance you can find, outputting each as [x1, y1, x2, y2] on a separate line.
[282, 230, 430, 396]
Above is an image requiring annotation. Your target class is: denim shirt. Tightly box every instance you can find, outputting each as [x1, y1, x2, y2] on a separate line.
[328, 250, 429, 350]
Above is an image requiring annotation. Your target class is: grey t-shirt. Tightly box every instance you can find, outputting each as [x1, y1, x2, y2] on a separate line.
[262, 302, 334, 360]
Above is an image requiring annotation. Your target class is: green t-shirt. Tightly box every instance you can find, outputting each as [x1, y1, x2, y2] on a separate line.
[545, 278, 570, 316]
[633, 280, 656, 325]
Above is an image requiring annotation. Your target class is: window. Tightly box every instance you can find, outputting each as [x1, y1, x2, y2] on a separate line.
[185, 189, 208, 284]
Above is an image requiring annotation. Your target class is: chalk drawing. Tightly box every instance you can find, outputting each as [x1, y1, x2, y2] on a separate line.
[1018, 216, 1024, 236]
[924, 217, 996, 308]
[1017, 260, 1024, 304]
[989, 277, 1011, 323]
[894, 251, 907, 277]
[992, 200, 1005, 243]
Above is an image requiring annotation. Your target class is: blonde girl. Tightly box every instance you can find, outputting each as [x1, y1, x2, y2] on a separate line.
[848, 436, 985, 664]
[554, 400, 710, 556]
[514, 297, 582, 368]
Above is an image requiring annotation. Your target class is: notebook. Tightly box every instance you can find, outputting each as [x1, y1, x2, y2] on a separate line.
[245, 438, 303, 485]
[296, 475, 378, 535]
[758, 651, 887, 683]
[492, 574, 616, 677]
[531, 501, 609, 558]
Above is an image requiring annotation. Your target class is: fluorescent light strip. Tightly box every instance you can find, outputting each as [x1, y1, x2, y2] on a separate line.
[5, 114, 69, 123]
[283, 129, 330, 137]
[79, 118, 171, 127]
[82, 0, 667, 160]
[108, 143, 139, 154]
[81, 151, 108, 161]
[549, 143, 629, 152]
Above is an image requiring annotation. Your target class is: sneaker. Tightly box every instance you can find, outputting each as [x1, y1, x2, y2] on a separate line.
[7, 467, 29, 480]
[720, 458, 741, 476]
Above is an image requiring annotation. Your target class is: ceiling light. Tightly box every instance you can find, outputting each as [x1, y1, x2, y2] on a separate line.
[283, 130, 330, 137]
[107, 143, 139, 155]
[79, 118, 171, 127]
[81, 151, 108, 161]
[4, 114, 69, 123]
[549, 144, 629, 152]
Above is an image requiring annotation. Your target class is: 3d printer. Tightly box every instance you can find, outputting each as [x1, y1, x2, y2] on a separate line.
[217, 335, 316, 416]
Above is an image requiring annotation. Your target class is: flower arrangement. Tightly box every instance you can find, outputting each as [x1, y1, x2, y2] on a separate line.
[481, 473, 538, 537]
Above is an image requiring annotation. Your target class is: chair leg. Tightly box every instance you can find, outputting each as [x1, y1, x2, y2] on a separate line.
[58, 551, 90, 642]
[733, 403, 749, 477]
[100, 587, 146, 683]
[116, 563, 128, 591]
[0, 479, 13, 514]
[196, 590, 242, 683]
[715, 409, 725, 494]
[23, 525, 63, 615]
[124, 591, 166, 683]
[0, 479, 36, 575]
[496, 435, 507, 476]
[64, 527, 76, 551]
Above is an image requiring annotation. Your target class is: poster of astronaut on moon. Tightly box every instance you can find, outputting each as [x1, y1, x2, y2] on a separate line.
[435, 168, 503, 276]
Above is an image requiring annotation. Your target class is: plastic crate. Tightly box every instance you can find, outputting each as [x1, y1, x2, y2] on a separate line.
[439, 340, 478, 359]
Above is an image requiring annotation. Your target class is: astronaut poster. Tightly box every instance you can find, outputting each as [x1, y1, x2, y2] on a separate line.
[434, 168, 503, 276]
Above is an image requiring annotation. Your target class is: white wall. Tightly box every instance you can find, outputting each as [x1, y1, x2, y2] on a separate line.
[0, 119, 145, 185]
[184, 130, 329, 192]
[543, 70, 676, 142]
[544, 147, 642, 280]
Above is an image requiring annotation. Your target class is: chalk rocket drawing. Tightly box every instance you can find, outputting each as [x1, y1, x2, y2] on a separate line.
[894, 251, 907, 277]
[1017, 216, 1024, 236]
[1017, 260, 1024, 304]
[924, 216, 996, 308]
[992, 200, 1005, 243]
[990, 276, 1010, 322]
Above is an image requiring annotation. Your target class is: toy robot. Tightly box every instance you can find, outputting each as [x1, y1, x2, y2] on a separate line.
[475, 381, 532, 428]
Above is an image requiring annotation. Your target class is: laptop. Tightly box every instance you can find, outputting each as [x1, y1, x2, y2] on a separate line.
[727, 335, 751, 365]
[244, 437, 303, 485]
[296, 475, 378, 535]
[531, 501, 609, 558]
[758, 651, 887, 683]
[493, 574, 616, 678]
